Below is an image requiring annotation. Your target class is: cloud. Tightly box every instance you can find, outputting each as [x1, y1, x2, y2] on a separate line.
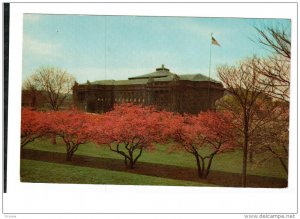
[23, 34, 62, 58]
[23, 14, 42, 22]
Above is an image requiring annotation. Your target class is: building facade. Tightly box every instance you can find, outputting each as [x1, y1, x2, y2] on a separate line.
[73, 65, 224, 114]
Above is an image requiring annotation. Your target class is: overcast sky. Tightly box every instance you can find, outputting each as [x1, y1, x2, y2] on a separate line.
[22, 14, 290, 83]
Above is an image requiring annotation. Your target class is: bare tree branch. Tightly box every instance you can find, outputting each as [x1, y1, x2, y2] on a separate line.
[25, 66, 75, 110]
[255, 26, 291, 59]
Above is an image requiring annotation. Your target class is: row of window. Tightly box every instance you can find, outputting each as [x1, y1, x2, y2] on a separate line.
[96, 97, 146, 103]
[115, 98, 145, 103]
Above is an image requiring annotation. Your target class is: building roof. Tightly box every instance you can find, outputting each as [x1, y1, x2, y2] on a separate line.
[178, 74, 219, 83]
[128, 65, 174, 80]
[83, 65, 221, 86]
[90, 79, 149, 86]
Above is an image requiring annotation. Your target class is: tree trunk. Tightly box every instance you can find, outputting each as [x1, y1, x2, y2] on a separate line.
[242, 112, 249, 187]
[109, 144, 133, 169]
[204, 155, 216, 178]
[128, 160, 134, 169]
[66, 151, 73, 161]
[65, 143, 79, 161]
[194, 154, 203, 178]
[127, 149, 135, 169]
[124, 156, 134, 169]
[249, 142, 254, 163]
[125, 147, 143, 169]
[132, 148, 143, 168]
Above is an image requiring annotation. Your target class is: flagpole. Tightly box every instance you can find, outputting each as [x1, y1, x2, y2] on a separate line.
[209, 32, 212, 81]
[208, 33, 212, 109]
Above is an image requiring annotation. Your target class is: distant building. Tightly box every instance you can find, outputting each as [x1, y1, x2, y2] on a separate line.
[72, 65, 224, 114]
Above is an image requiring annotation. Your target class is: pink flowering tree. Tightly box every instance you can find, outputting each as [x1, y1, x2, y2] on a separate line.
[171, 111, 237, 179]
[49, 110, 97, 161]
[93, 104, 170, 169]
[21, 108, 49, 148]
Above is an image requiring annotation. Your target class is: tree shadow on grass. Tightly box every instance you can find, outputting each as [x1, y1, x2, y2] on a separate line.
[21, 149, 287, 188]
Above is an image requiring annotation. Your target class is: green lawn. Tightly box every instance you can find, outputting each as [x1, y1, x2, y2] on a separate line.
[21, 159, 212, 186]
[24, 139, 287, 179]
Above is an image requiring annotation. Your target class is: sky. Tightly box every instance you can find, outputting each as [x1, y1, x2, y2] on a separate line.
[22, 14, 291, 83]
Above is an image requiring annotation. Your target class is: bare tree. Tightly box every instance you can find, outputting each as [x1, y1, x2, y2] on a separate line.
[255, 26, 291, 59]
[254, 55, 290, 103]
[22, 75, 38, 108]
[253, 27, 290, 170]
[255, 26, 291, 103]
[216, 93, 269, 164]
[27, 66, 75, 111]
[251, 101, 289, 174]
[217, 57, 269, 187]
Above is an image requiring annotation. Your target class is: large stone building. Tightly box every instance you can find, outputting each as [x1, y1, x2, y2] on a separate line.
[73, 65, 224, 114]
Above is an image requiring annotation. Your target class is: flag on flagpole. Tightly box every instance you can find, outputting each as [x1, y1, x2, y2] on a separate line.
[211, 36, 221, 46]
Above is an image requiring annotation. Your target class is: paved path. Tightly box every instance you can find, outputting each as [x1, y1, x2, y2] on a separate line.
[21, 149, 287, 188]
